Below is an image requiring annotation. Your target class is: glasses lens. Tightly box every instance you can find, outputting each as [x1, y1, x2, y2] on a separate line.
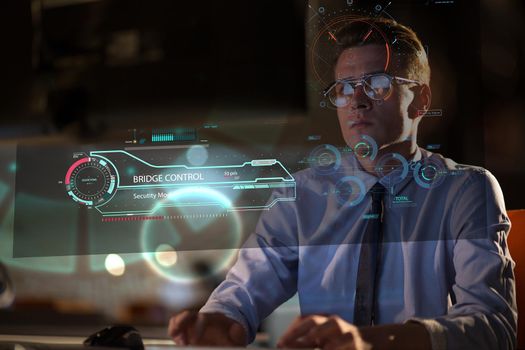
[329, 82, 353, 107]
[364, 74, 391, 100]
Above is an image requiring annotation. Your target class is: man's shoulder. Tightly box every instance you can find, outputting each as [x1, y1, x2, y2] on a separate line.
[421, 148, 500, 189]
[422, 148, 483, 172]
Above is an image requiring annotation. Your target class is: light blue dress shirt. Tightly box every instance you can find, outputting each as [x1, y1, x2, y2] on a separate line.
[201, 148, 517, 350]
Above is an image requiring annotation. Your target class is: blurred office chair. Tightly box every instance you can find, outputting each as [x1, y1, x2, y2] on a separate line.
[508, 209, 525, 350]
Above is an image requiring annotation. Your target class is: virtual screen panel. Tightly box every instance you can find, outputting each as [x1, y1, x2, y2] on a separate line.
[13, 133, 493, 259]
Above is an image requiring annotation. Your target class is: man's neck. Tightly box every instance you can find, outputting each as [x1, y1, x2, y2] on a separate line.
[355, 140, 418, 176]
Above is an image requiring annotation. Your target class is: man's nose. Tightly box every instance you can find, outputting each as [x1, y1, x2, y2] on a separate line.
[349, 85, 372, 110]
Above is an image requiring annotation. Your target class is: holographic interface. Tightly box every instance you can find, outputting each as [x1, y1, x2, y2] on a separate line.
[9, 0, 481, 262]
[12, 128, 466, 260]
[64, 150, 296, 216]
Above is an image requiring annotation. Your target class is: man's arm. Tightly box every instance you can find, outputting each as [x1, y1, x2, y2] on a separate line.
[409, 169, 517, 350]
[277, 169, 516, 350]
[199, 234, 299, 342]
[169, 186, 300, 344]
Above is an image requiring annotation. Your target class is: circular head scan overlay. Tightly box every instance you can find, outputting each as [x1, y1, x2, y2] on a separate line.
[309, 16, 391, 88]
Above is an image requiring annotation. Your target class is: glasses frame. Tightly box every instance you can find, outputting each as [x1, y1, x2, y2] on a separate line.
[323, 73, 423, 107]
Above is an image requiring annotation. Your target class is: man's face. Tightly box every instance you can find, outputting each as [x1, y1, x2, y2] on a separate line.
[334, 44, 417, 150]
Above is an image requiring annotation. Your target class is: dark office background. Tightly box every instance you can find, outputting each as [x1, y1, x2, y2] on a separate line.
[0, 0, 524, 209]
[0, 0, 524, 338]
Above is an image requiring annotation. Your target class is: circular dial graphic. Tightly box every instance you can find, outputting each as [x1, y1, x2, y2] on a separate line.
[309, 144, 342, 176]
[413, 159, 448, 189]
[347, 134, 378, 160]
[375, 152, 409, 185]
[335, 175, 366, 207]
[65, 157, 117, 206]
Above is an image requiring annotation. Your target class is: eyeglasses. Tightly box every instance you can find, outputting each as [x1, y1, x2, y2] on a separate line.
[323, 73, 422, 108]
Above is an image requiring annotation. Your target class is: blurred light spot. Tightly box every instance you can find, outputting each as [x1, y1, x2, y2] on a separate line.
[105, 254, 125, 276]
[8, 162, 16, 173]
[126, 166, 136, 176]
[106, 30, 140, 65]
[168, 187, 232, 210]
[186, 145, 208, 166]
[155, 244, 178, 267]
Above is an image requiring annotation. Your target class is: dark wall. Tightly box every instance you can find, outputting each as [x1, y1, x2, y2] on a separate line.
[0, 0, 524, 208]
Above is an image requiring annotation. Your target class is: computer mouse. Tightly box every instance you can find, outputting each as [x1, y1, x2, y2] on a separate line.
[84, 325, 144, 350]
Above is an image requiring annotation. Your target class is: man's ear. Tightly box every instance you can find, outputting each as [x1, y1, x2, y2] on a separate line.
[409, 84, 431, 120]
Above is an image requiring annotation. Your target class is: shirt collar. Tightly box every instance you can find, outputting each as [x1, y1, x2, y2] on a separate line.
[337, 151, 379, 195]
[381, 147, 425, 196]
[337, 147, 424, 196]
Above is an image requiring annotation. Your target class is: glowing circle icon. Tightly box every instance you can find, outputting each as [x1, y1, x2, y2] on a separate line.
[319, 152, 333, 166]
[375, 153, 409, 185]
[421, 165, 438, 181]
[65, 157, 118, 206]
[354, 142, 370, 158]
[335, 176, 366, 206]
[413, 160, 448, 189]
[352, 135, 378, 160]
[309, 144, 342, 176]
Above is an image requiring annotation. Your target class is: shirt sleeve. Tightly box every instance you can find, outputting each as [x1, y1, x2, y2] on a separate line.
[200, 187, 299, 343]
[410, 169, 517, 350]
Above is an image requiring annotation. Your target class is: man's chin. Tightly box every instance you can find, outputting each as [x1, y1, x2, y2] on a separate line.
[343, 131, 380, 146]
[343, 132, 390, 158]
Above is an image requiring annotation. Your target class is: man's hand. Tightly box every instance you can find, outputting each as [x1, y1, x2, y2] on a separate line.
[277, 315, 371, 350]
[168, 310, 247, 346]
[278, 315, 432, 350]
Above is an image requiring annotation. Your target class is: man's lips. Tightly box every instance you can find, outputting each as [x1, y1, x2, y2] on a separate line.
[347, 120, 373, 128]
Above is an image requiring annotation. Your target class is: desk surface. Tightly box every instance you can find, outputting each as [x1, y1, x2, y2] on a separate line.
[0, 335, 289, 350]
[0, 335, 173, 346]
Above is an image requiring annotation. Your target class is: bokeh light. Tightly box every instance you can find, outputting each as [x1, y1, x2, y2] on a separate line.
[140, 187, 243, 283]
[155, 244, 178, 267]
[105, 254, 125, 276]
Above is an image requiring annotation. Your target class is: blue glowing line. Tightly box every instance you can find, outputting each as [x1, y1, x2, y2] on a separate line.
[87, 149, 296, 214]
[108, 178, 115, 194]
[117, 178, 292, 189]
[90, 150, 293, 178]
[68, 190, 93, 206]
[94, 186, 296, 216]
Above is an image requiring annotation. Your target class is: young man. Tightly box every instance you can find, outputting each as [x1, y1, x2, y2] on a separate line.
[168, 18, 517, 350]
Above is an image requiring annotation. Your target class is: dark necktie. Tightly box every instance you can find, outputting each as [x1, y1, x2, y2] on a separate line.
[353, 182, 385, 326]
